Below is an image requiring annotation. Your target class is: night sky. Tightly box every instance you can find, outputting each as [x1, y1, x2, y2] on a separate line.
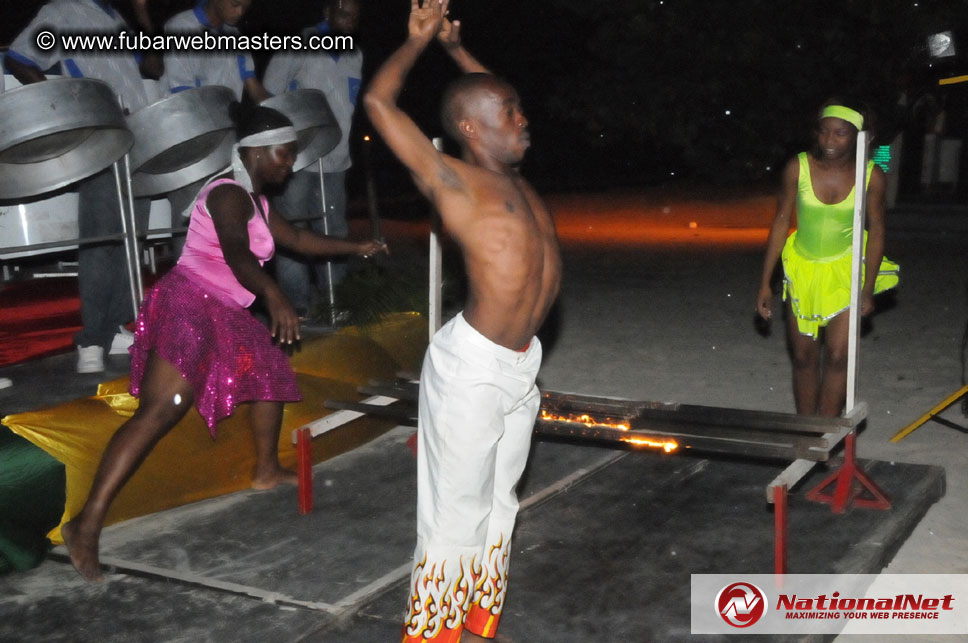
[3, 0, 968, 194]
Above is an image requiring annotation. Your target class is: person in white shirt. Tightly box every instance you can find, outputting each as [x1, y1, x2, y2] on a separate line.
[263, 0, 362, 317]
[162, 0, 268, 102]
[162, 0, 270, 256]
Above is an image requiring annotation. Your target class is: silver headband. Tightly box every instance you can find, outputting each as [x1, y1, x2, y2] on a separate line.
[238, 126, 298, 148]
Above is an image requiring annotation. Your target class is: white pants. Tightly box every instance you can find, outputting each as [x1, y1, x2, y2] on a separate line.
[403, 313, 542, 642]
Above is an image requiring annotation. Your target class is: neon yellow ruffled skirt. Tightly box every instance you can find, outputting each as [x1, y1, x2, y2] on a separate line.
[781, 232, 899, 338]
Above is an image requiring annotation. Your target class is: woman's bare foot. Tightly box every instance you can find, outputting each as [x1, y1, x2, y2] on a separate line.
[251, 465, 298, 490]
[61, 518, 104, 581]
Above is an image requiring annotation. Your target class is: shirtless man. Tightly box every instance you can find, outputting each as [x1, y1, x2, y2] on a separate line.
[364, 1, 560, 641]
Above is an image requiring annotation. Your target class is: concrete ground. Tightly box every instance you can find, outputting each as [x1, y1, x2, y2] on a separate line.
[0, 194, 965, 641]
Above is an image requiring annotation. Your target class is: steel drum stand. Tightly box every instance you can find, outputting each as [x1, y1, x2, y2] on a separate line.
[0, 160, 144, 323]
[116, 153, 144, 318]
[0, 160, 143, 321]
[317, 158, 337, 327]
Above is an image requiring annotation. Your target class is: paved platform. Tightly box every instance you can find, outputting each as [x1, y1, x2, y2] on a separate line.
[0, 424, 944, 643]
[0, 196, 961, 641]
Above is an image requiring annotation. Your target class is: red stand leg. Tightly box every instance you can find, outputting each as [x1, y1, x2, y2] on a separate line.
[297, 427, 313, 515]
[406, 431, 418, 458]
[805, 431, 891, 513]
[774, 484, 787, 577]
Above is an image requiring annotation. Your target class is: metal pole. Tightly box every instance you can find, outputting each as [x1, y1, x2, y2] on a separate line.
[773, 484, 787, 577]
[113, 159, 140, 320]
[318, 158, 336, 326]
[845, 131, 868, 414]
[364, 139, 383, 245]
[428, 138, 444, 336]
[123, 153, 144, 304]
[297, 427, 313, 515]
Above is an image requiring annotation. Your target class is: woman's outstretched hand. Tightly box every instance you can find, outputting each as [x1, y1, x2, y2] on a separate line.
[358, 239, 389, 259]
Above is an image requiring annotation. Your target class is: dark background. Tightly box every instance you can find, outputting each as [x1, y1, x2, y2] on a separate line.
[3, 0, 968, 199]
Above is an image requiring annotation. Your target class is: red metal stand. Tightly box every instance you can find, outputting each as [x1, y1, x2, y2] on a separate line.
[297, 427, 313, 515]
[406, 431, 418, 458]
[773, 484, 787, 576]
[805, 431, 891, 514]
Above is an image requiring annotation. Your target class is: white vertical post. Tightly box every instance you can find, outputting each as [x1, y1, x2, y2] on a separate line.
[318, 158, 336, 326]
[113, 158, 141, 320]
[122, 153, 144, 304]
[846, 130, 868, 414]
[428, 138, 444, 337]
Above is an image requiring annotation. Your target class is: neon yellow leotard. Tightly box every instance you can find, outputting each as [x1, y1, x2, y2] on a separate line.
[781, 152, 899, 337]
[793, 152, 872, 260]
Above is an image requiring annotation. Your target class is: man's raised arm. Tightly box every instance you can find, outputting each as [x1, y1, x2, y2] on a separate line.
[437, 15, 490, 74]
[363, 0, 459, 198]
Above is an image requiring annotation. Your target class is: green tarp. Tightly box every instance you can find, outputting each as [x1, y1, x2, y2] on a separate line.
[0, 428, 65, 574]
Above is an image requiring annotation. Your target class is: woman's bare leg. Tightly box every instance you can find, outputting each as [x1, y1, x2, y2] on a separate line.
[818, 311, 850, 417]
[62, 354, 194, 580]
[786, 302, 822, 415]
[248, 400, 297, 489]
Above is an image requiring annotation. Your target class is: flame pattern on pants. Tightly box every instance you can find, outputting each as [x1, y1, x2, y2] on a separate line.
[402, 313, 541, 642]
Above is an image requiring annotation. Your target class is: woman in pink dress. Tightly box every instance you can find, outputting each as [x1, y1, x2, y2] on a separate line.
[62, 106, 387, 580]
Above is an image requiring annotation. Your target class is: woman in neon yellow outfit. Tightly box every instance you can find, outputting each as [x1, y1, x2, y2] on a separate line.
[756, 100, 899, 417]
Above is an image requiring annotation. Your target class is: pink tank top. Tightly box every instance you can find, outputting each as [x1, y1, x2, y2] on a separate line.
[177, 178, 275, 308]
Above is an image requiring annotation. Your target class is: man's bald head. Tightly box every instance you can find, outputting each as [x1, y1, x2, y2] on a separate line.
[440, 73, 512, 142]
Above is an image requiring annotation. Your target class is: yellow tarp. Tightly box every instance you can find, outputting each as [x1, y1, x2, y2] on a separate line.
[2, 312, 426, 544]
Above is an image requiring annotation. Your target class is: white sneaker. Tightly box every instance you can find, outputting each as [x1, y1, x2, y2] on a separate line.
[77, 345, 105, 373]
[0, 377, 12, 389]
[109, 326, 135, 355]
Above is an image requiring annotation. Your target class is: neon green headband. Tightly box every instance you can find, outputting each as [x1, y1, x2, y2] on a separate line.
[821, 105, 864, 131]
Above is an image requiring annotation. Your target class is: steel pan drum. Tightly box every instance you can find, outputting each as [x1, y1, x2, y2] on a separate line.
[0, 78, 132, 200]
[126, 86, 235, 197]
[0, 191, 78, 258]
[261, 89, 341, 172]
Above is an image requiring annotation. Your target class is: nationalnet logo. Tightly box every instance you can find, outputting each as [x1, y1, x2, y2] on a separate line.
[716, 582, 767, 627]
[692, 574, 968, 635]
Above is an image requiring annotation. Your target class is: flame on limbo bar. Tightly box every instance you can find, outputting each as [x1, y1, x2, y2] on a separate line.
[539, 410, 630, 430]
[620, 435, 679, 453]
[538, 410, 679, 453]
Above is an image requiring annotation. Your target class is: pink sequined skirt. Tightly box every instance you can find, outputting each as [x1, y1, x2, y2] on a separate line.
[130, 266, 301, 435]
